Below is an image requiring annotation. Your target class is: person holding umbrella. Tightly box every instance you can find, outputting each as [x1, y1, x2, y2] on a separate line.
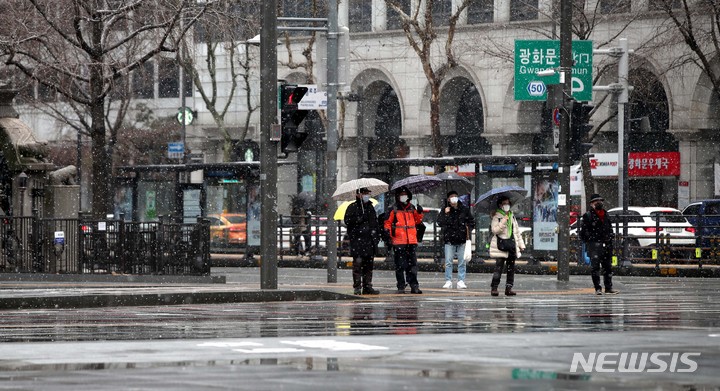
[384, 186, 424, 294]
[489, 195, 526, 296]
[436, 190, 475, 289]
[344, 187, 381, 295]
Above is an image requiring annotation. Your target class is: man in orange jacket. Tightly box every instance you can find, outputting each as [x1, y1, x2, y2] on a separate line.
[384, 186, 424, 294]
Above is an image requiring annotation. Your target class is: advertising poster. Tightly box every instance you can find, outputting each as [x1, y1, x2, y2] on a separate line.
[533, 177, 559, 251]
[247, 184, 261, 247]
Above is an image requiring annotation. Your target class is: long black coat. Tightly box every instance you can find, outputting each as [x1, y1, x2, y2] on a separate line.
[436, 202, 475, 245]
[579, 209, 614, 244]
[344, 199, 380, 258]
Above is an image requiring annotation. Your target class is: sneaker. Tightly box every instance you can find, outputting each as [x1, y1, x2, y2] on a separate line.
[442, 281, 453, 289]
[605, 289, 620, 295]
[410, 287, 423, 294]
[395, 289, 406, 294]
[354, 288, 362, 295]
[595, 289, 603, 295]
[457, 281, 467, 289]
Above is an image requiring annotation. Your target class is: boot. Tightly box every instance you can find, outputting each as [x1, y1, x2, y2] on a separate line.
[410, 286, 423, 294]
[362, 286, 380, 295]
[491, 288, 499, 296]
[505, 286, 516, 296]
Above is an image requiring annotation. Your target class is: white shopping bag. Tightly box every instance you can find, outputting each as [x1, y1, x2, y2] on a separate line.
[463, 239, 472, 261]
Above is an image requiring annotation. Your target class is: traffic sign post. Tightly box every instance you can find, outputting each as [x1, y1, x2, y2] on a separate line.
[168, 142, 184, 159]
[514, 40, 593, 101]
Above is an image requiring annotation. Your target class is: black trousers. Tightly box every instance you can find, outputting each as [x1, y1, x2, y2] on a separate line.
[352, 255, 374, 289]
[393, 245, 419, 290]
[491, 251, 516, 289]
[586, 241, 613, 290]
[293, 232, 311, 254]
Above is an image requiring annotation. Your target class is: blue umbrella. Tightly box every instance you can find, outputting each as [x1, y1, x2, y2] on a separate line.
[474, 186, 528, 214]
[391, 175, 443, 194]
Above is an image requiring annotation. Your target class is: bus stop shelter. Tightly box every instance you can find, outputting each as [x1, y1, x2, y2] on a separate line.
[365, 154, 563, 262]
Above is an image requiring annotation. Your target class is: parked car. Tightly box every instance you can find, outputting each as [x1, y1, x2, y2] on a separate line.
[208, 213, 247, 246]
[605, 207, 696, 248]
[682, 200, 720, 246]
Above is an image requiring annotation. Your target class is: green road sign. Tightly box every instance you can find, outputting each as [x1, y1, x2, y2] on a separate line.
[514, 40, 593, 101]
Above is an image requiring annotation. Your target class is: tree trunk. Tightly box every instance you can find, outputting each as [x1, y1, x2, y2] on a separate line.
[429, 81, 443, 158]
[90, 101, 111, 217]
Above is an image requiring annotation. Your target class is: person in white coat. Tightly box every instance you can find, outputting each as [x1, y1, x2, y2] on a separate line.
[489, 195, 526, 296]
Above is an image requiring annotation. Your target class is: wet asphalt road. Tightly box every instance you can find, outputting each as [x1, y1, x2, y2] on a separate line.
[0, 270, 719, 390]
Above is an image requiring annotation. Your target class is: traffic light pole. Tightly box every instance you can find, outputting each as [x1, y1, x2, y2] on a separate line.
[260, 0, 279, 289]
[325, 0, 339, 283]
[557, 0, 572, 282]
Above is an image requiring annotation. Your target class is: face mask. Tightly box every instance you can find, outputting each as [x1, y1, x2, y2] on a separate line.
[362, 195, 370, 203]
[399, 195, 408, 203]
[449, 196, 459, 204]
[502, 204, 511, 212]
[595, 202, 604, 210]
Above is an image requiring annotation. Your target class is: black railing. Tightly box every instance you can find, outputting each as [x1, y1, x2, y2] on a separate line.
[0, 216, 210, 275]
[570, 212, 720, 268]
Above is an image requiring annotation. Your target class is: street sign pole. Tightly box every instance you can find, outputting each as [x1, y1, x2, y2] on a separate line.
[557, 0, 573, 282]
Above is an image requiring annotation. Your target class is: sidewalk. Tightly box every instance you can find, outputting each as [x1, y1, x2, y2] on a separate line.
[212, 253, 720, 277]
[0, 268, 592, 310]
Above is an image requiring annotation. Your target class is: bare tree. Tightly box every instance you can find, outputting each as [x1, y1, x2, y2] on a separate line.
[178, 0, 260, 161]
[652, 0, 720, 100]
[0, 0, 209, 216]
[386, 0, 472, 158]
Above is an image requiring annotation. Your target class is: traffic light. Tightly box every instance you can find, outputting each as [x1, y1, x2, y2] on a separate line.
[280, 84, 309, 154]
[569, 101, 594, 162]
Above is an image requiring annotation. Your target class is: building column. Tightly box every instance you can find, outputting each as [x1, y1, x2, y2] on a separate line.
[374, 0, 386, 31]
[495, 0, 510, 23]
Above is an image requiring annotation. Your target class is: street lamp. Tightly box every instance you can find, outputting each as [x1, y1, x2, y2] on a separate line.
[17, 172, 27, 217]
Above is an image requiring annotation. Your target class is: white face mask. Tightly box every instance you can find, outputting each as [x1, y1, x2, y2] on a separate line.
[502, 204, 511, 212]
[449, 196, 459, 204]
[361, 195, 370, 203]
[399, 195, 408, 203]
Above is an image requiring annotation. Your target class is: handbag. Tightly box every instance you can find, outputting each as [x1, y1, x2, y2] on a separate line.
[463, 239, 472, 261]
[415, 223, 427, 242]
[497, 236, 516, 252]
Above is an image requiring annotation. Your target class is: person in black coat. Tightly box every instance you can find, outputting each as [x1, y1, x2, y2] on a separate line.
[436, 190, 475, 289]
[579, 193, 619, 295]
[343, 188, 380, 295]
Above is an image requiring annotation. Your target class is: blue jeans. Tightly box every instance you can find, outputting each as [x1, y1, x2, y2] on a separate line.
[444, 243, 466, 282]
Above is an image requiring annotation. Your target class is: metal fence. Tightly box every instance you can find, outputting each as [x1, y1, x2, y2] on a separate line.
[569, 213, 720, 268]
[0, 216, 211, 275]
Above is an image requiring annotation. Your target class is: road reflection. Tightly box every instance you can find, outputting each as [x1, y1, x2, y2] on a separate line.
[0, 290, 717, 342]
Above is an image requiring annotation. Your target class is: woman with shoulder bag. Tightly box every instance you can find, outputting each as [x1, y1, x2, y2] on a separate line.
[489, 195, 526, 296]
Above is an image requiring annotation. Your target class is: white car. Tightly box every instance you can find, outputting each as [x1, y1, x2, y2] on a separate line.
[573, 207, 695, 248]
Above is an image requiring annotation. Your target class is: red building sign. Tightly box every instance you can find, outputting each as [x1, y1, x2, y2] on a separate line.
[628, 152, 680, 177]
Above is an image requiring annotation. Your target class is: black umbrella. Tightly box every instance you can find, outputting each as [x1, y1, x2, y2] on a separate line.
[432, 172, 474, 198]
[391, 175, 444, 194]
[292, 191, 316, 209]
[474, 186, 528, 214]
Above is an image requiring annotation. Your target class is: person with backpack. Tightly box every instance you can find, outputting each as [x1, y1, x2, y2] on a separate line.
[384, 186, 424, 294]
[436, 190, 475, 289]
